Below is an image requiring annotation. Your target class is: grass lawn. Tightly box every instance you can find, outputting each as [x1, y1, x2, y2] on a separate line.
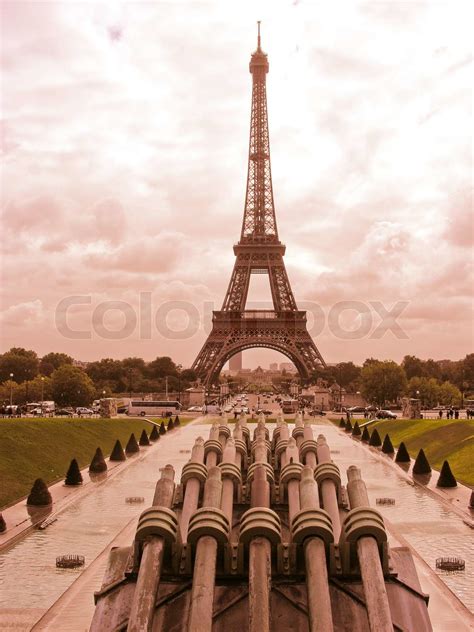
[0, 416, 191, 509]
[332, 418, 474, 487]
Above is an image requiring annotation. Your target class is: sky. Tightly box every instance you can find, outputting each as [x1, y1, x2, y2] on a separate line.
[1, 0, 473, 368]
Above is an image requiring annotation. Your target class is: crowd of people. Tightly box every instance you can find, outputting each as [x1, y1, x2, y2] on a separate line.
[0, 405, 21, 417]
[439, 408, 459, 419]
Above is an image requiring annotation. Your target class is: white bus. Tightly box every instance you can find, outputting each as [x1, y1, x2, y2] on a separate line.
[127, 400, 182, 417]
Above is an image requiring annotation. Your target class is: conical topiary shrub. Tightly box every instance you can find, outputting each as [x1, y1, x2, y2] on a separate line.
[0, 514, 6, 533]
[159, 421, 166, 435]
[167, 417, 174, 431]
[369, 428, 382, 447]
[381, 434, 394, 454]
[436, 460, 457, 487]
[65, 458, 83, 485]
[339, 417, 346, 428]
[345, 419, 352, 433]
[89, 447, 107, 473]
[149, 425, 160, 442]
[110, 439, 126, 461]
[413, 449, 431, 475]
[352, 421, 361, 437]
[174, 415, 180, 427]
[139, 429, 150, 446]
[125, 433, 140, 455]
[395, 441, 410, 463]
[27, 478, 52, 506]
[361, 426, 370, 442]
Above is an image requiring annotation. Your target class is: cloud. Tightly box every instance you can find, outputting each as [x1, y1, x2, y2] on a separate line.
[443, 189, 473, 248]
[0, 300, 45, 327]
[0, 2, 472, 364]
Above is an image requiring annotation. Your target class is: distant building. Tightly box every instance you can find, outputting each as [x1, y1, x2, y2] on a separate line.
[279, 361, 297, 373]
[229, 352, 243, 371]
[269, 362, 278, 371]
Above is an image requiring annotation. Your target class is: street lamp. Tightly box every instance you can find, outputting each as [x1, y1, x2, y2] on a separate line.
[128, 368, 133, 399]
[9, 373, 14, 406]
[176, 366, 182, 403]
[41, 376, 45, 415]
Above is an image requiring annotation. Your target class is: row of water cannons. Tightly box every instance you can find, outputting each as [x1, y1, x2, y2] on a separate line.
[340, 417, 470, 497]
[94, 411, 400, 632]
[0, 417, 181, 534]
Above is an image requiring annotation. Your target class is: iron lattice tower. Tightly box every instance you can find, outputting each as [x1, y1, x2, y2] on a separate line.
[192, 25, 326, 385]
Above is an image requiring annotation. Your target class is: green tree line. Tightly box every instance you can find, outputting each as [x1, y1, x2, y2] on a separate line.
[0, 348, 196, 407]
[0, 347, 472, 408]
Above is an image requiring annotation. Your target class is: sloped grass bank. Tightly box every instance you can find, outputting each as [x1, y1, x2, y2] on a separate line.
[330, 417, 474, 487]
[0, 417, 190, 508]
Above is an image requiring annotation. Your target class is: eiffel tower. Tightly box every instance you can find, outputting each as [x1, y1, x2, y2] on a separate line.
[192, 24, 326, 385]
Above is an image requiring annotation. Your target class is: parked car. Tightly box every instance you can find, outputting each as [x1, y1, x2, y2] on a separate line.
[256, 409, 272, 416]
[76, 407, 94, 415]
[309, 409, 326, 417]
[375, 410, 397, 419]
[347, 406, 366, 413]
[187, 406, 203, 412]
[55, 408, 74, 417]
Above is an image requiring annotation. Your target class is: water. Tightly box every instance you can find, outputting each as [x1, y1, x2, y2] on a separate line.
[0, 421, 472, 630]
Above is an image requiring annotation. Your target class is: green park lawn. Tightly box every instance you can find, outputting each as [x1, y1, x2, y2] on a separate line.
[332, 417, 474, 487]
[0, 416, 191, 509]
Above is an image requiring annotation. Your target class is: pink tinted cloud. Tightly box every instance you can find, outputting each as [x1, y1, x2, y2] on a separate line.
[0, 3, 472, 364]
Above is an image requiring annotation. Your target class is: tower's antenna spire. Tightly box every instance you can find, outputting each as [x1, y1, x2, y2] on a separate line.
[257, 20, 261, 49]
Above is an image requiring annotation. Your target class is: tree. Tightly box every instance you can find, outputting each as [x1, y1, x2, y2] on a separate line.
[0, 379, 17, 405]
[334, 362, 361, 390]
[122, 357, 146, 371]
[86, 359, 124, 383]
[5, 375, 52, 405]
[360, 360, 407, 407]
[51, 365, 96, 407]
[406, 376, 440, 408]
[462, 353, 474, 386]
[180, 368, 197, 383]
[423, 359, 442, 380]
[39, 352, 73, 376]
[0, 348, 39, 384]
[147, 356, 178, 379]
[437, 381, 462, 407]
[401, 355, 426, 380]
[121, 357, 146, 395]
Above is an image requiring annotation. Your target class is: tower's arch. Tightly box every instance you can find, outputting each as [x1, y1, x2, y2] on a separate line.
[208, 342, 308, 385]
